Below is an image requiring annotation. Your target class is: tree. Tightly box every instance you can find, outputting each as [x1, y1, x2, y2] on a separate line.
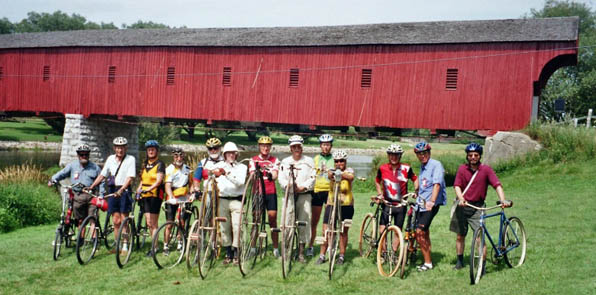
[122, 21, 169, 29]
[529, 0, 596, 119]
[14, 11, 99, 33]
[0, 17, 15, 34]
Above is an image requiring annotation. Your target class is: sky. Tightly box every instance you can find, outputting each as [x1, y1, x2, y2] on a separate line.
[1, 0, 594, 29]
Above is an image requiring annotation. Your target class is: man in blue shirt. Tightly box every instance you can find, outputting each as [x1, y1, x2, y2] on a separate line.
[414, 141, 446, 272]
[49, 144, 103, 222]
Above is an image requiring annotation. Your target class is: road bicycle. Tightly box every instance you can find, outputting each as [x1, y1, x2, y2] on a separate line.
[400, 194, 421, 279]
[152, 199, 198, 269]
[114, 193, 149, 268]
[323, 169, 352, 280]
[359, 194, 410, 277]
[466, 201, 527, 285]
[51, 182, 84, 260]
[75, 190, 115, 265]
[238, 159, 274, 276]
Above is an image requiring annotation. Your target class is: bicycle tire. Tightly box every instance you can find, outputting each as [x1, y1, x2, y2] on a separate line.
[152, 221, 186, 269]
[65, 222, 75, 248]
[53, 227, 63, 260]
[470, 227, 485, 285]
[186, 219, 201, 271]
[377, 225, 404, 277]
[136, 204, 149, 250]
[400, 235, 412, 279]
[503, 217, 527, 268]
[328, 202, 340, 280]
[280, 188, 296, 279]
[102, 211, 115, 250]
[115, 217, 135, 268]
[197, 189, 217, 279]
[358, 213, 376, 258]
[239, 174, 261, 276]
[76, 215, 99, 265]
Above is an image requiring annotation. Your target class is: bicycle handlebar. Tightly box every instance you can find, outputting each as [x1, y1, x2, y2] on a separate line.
[463, 200, 513, 211]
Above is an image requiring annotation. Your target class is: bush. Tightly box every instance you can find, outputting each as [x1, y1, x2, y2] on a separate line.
[0, 183, 60, 233]
[138, 121, 179, 146]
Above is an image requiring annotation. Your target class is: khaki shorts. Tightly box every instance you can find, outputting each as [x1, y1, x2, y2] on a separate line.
[449, 202, 484, 236]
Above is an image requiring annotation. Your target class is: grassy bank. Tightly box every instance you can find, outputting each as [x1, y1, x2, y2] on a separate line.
[0, 118, 62, 142]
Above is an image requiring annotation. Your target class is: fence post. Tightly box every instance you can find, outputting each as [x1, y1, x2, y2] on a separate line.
[574, 118, 578, 128]
[587, 109, 593, 128]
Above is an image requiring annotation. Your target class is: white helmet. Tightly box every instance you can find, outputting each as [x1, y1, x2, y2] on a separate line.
[222, 142, 239, 153]
[332, 150, 348, 160]
[386, 144, 404, 154]
[288, 135, 304, 146]
[113, 137, 128, 146]
[318, 134, 334, 143]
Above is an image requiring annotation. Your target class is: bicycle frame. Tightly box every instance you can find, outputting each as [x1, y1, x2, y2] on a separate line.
[479, 209, 520, 257]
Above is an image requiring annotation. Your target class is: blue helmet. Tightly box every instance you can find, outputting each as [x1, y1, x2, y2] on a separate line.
[414, 141, 431, 153]
[465, 143, 483, 155]
[144, 140, 160, 150]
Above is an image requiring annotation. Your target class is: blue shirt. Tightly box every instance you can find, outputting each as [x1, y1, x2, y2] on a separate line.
[51, 161, 104, 194]
[417, 158, 447, 211]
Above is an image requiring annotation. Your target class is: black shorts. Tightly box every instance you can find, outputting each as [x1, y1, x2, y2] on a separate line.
[142, 197, 163, 214]
[264, 193, 277, 211]
[312, 191, 328, 207]
[416, 205, 440, 232]
[165, 203, 179, 221]
[323, 205, 354, 224]
[107, 187, 132, 214]
[379, 204, 406, 229]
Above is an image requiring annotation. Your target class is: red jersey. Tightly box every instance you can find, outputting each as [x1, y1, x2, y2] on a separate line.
[249, 155, 280, 195]
[376, 163, 417, 203]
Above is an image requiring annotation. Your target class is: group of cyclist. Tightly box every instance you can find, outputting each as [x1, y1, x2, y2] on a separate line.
[49, 132, 510, 272]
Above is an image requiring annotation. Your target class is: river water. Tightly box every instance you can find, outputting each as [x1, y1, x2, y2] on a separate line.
[0, 150, 375, 178]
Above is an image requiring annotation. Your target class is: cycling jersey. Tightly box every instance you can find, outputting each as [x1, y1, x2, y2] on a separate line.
[193, 156, 224, 189]
[314, 154, 334, 192]
[327, 167, 355, 206]
[140, 159, 165, 198]
[165, 163, 192, 199]
[376, 163, 417, 203]
[249, 154, 280, 195]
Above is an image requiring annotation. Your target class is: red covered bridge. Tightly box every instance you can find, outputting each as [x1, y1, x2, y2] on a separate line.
[0, 17, 579, 134]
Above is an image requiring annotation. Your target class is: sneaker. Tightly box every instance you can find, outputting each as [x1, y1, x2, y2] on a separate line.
[417, 263, 433, 272]
[122, 244, 129, 252]
[177, 241, 183, 251]
[453, 261, 464, 270]
[298, 254, 306, 264]
[305, 247, 314, 257]
[163, 247, 170, 256]
[337, 255, 345, 265]
[233, 258, 239, 265]
[222, 257, 233, 265]
[146, 250, 153, 257]
[273, 248, 280, 258]
[315, 256, 327, 265]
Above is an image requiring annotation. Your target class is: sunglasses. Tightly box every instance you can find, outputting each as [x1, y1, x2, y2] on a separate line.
[77, 153, 90, 157]
[207, 147, 219, 151]
[334, 159, 346, 163]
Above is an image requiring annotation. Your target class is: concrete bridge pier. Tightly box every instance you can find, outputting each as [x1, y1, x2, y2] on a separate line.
[59, 114, 138, 166]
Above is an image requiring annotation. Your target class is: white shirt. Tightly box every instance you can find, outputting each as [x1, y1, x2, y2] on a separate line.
[100, 154, 136, 186]
[278, 155, 315, 192]
[200, 156, 224, 190]
[213, 161, 247, 197]
[165, 163, 191, 189]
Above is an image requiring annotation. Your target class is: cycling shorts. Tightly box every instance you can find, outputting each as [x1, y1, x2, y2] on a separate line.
[323, 205, 354, 224]
[142, 197, 162, 214]
[311, 191, 328, 207]
[379, 204, 406, 229]
[416, 205, 440, 232]
[264, 193, 278, 211]
[107, 187, 132, 214]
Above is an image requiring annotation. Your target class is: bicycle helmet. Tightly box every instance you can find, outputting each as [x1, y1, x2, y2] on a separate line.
[318, 134, 334, 143]
[112, 136, 128, 146]
[222, 142, 239, 153]
[258, 136, 273, 145]
[386, 144, 404, 154]
[76, 144, 91, 153]
[205, 137, 222, 148]
[332, 150, 348, 160]
[288, 135, 304, 146]
[465, 142, 483, 155]
[414, 141, 431, 153]
[144, 140, 160, 150]
[171, 147, 184, 155]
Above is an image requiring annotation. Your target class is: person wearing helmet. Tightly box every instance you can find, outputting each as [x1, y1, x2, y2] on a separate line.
[161, 147, 193, 255]
[211, 141, 247, 265]
[88, 137, 136, 247]
[450, 143, 510, 270]
[374, 143, 418, 257]
[309, 133, 335, 256]
[278, 135, 316, 263]
[192, 137, 224, 192]
[135, 140, 166, 254]
[249, 136, 281, 257]
[49, 144, 103, 225]
[413, 141, 446, 272]
[316, 150, 354, 265]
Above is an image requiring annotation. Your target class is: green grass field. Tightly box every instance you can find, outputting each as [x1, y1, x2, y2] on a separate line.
[0, 118, 62, 142]
[1, 156, 595, 294]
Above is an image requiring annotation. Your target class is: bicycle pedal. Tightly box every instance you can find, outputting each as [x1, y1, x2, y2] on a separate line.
[259, 232, 267, 238]
[214, 217, 227, 223]
[271, 228, 281, 233]
[296, 221, 307, 227]
[314, 236, 326, 245]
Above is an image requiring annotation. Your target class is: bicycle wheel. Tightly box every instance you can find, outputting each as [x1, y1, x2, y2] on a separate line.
[102, 211, 115, 250]
[136, 205, 149, 250]
[470, 227, 485, 285]
[503, 217, 527, 268]
[53, 226, 63, 260]
[116, 217, 135, 268]
[358, 213, 376, 258]
[239, 174, 262, 276]
[400, 233, 412, 279]
[76, 215, 99, 265]
[280, 189, 296, 279]
[186, 220, 201, 270]
[377, 225, 404, 277]
[152, 221, 186, 269]
[197, 191, 216, 279]
[328, 204, 340, 280]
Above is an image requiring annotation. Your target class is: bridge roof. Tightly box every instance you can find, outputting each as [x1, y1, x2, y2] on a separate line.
[0, 17, 579, 49]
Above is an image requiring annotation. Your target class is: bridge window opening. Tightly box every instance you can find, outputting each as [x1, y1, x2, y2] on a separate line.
[361, 69, 372, 88]
[167, 67, 175, 85]
[289, 68, 299, 88]
[222, 67, 232, 86]
[108, 66, 116, 83]
[43, 66, 50, 81]
[446, 68, 458, 90]
[0, 67, 3, 81]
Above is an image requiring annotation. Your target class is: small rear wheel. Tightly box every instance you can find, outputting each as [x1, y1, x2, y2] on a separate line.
[116, 217, 135, 268]
[377, 225, 404, 277]
[470, 227, 485, 285]
[503, 217, 527, 268]
[152, 221, 186, 269]
[76, 215, 99, 265]
[359, 213, 376, 258]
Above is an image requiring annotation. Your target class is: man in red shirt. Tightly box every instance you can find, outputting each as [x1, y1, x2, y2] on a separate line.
[450, 143, 510, 270]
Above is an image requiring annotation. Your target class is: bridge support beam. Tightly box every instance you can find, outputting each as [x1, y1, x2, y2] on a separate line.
[59, 114, 138, 166]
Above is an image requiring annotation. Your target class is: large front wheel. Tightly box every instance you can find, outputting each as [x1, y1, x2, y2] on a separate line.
[503, 217, 527, 268]
[186, 220, 201, 271]
[76, 215, 99, 265]
[328, 204, 340, 280]
[470, 227, 485, 285]
[152, 221, 186, 269]
[238, 174, 263, 276]
[377, 225, 404, 277]
[115, 217, 135, 268]
[359, 213, 376, 258]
